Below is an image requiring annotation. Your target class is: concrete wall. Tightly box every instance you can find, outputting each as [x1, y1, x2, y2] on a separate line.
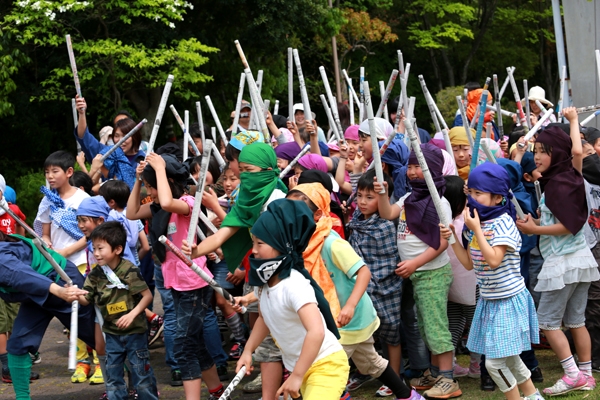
[563, 0, 600, 129]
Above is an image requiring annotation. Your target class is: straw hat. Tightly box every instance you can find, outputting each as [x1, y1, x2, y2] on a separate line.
[522, 86, 554, 107]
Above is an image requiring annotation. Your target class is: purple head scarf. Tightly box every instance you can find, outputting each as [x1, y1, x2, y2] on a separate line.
[298, 153, 328, 173]
[405, 143, 446, 249]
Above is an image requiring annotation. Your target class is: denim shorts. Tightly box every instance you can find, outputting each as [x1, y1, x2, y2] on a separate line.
[208, 260, 234, 290]
[172, 286, 216, 380]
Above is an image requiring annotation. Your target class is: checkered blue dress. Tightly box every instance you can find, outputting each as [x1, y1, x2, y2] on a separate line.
[467, 288, 539, 359]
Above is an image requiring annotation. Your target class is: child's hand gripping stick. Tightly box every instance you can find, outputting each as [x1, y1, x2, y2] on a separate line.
[159, 236, 246, 314]
[219, 366, 246, 399]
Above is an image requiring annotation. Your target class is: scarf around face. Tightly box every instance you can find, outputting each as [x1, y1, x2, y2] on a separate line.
[467, 162, 516, 222]
[249, 199, 339, 339]
[221, 142, 288, 272]
[405, 143, 446, 249]
[294, 183, 341, 323]
[536, 126, 587, 235]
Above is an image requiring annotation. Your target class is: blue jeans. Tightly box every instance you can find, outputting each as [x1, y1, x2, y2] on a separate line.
[154, 263, 178, 371]
[204, 306, 229, 368]
[105, 333, 158, 400]
[172, 287, 216, 380]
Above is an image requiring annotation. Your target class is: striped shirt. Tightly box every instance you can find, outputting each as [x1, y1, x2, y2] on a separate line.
[465, 213, 524, 300]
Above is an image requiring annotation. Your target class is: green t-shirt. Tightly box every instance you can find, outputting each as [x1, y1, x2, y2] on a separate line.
[83, 259, 149, 335]
[321, 231, 379, 345]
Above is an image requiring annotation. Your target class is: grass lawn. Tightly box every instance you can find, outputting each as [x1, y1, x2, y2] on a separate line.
[348, 350, 599, 399]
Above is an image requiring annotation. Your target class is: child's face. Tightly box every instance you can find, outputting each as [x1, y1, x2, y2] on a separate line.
[346, 139, 360, 160]
[77, 216, 103, 238]
[238, 162, 262, 173]
[452, 145, 471, 168]
[357, 188, 378, 219]
[529, 100, 541, 115]
[277, 158, 290, 171]
[45, 165, 73, 190]
[359, 135, 373, 160]
[533, 142, 551, 174]
[92, 239, 122, 267]
[251, 235, 281, 260]
[293, 166, 303, 180]
[583, 143, 595, 157]
[523, 170, 542, 184]
[222, 169, 240, 195]
[468, 188, 502, 207]
[406, 164, 424, 180]
[229, 158, 240, 178]
[112, 128, 133, 155]
[192, 138, 203, 155]
[143, 181, 159, 204]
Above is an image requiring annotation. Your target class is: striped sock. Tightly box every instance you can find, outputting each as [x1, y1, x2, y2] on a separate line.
[225, 312, 246, 342]
[578, 361, 592, 377]
[560, 356, 580, 380]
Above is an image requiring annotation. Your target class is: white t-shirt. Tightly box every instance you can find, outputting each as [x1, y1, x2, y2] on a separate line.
[261, 189, 286, 213]
[395, 193, 451, 271]
[255, 269, 342, 371]
[38, 188, 89, 266]
[465, 213, 524, 300]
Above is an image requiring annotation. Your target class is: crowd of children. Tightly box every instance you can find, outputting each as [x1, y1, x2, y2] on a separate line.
[0, 73, 598, 400]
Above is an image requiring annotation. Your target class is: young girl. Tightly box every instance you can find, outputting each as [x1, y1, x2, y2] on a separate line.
[443, 162, 543, 400]
[448, 126, 475, 180]
[126, 153, 228, 399]
[516, 108, 600, 395]
[236, 199, 348, 400]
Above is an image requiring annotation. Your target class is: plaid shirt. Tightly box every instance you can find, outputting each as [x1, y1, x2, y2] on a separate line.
[347, 209, 401, 298]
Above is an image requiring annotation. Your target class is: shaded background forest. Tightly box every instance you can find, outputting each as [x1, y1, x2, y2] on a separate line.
[0, 0, 561, 221]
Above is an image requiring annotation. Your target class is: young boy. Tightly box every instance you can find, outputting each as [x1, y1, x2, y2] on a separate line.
[376, 143, 461, 399]
[36, 150, 90, 384]
[78, 222, 158, 400]
[289, 183, 422, 400]
[236, 199, 348, 400]
[345, 170, 405, 396]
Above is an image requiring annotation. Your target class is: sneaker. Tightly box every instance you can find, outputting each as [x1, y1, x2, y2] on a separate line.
[423, 377, 462, 399]
[453, 363, 469, 378]
[98, 392, 108, 400]
[148, 315, 164, 346]
[217, 364, 228, 381]
[592, 364, 600, 373]
[468, 360, 480, 378]
[242, 373, 262, 393]
[480, 374, 496, 391]
[530, 367, 543, 383]
[30, 352, 41, 365]
[522, 389, 544, 400]
[580, 374, 596, 391]
[375, 384, 393, 397]
[89, 364, 104, 385]
[229, 342, 244, 360]
[409, 370, 439, 390]
[71, 362, 91, 383]
[542, 373, 587, 396]
[346, 371, 375, 391]
[2, 370, 40, 383]
[170, 369, 183, 387]
[402, 389, 426, 400]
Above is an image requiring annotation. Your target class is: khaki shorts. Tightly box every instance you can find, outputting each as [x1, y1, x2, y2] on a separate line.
[342, 336, 388, 378]
[0, 299, 19, 333]
[253, 334, 282, 363]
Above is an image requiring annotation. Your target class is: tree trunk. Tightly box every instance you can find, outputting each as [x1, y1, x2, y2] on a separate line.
[429, 48, 443, 91]
[460, 0, 500, 84]
[125, 86, 162, 141]
[440, 49, 455, 87]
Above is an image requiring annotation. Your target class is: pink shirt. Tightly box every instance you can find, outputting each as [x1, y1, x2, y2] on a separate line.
[162, 195, 212, 291]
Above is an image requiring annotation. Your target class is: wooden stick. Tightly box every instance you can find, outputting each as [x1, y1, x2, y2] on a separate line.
[205, 95, 229, 147]
[196, 101, 206, 149]
[101, 119, 148, 161]
[364, 81, 385, 194]
[521, 109, 554, 143]
[456, 96, 474, 149]
[187, 139, 213, 247]
[366, 130, 399, 172]
[493, 74, 505, 139]
[534, 181, 542, 205]
[498, 66, 515, 100]
[220, 366, 247, 399]
[581, 110, 600, 126]
[506, 67, 528, 134]
[359, 67, 365, 120]
[293, 49, 314, 136]
[557, 65, 566, 118]
[419, 75, 455, 166]
[288, 48, 294, 123]
[342, 69, 361, 110]
[376, 70, 398, 119]
[320, 95, 341, 143]
[159, 236, 246, 313]
[559, 104, 600, 116]
[319, 66, 344, 143]
[184, 110, 190, 160]
[470, 90, 488, 172]
[274, 100, 279, 115]
[524, 79, 531, 129]
[279, 145, 311, 179]
[232, 72, 246, 135]
[65, 35, 82, 99]
[170, 105, 199, 156]
[404, 119, 455, 244]
[196, 226, 221, 263]
[148, 75, 174, 154]
[349, 79, 355, 125]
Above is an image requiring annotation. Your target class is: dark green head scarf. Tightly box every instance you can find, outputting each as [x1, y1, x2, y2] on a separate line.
[250, 199, 340, 339]
[221, 142, 288, 272]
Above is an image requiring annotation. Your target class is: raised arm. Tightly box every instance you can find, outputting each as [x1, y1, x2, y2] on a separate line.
[563, 107, 582, 173]
[373, 179, 401, 220]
